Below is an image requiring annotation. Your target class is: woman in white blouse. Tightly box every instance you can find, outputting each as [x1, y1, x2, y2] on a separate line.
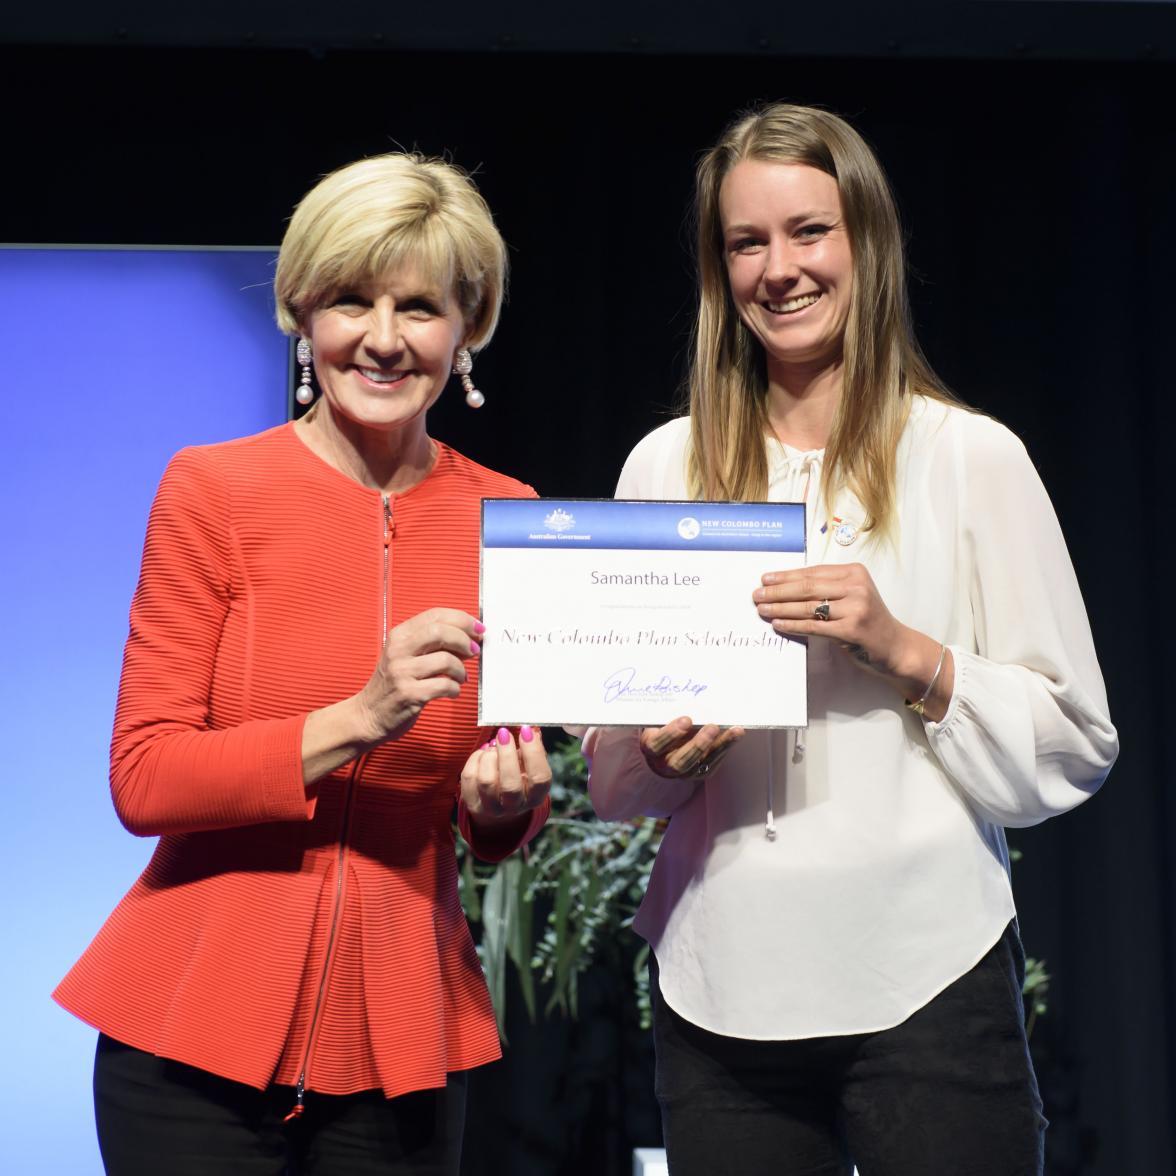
[584, 104, 1117, 1175]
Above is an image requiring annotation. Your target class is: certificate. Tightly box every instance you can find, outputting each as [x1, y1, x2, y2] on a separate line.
[479, 499, 807, 728]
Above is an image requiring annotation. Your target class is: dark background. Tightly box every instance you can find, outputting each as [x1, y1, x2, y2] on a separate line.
[4, 4, 1173, 1172]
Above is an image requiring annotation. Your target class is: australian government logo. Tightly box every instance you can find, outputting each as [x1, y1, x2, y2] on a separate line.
[528, 506, 591, 543]
[544, 507, 575, 533]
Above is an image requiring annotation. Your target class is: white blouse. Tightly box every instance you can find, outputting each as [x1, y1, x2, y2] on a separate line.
[584, 397, 1117, 1040]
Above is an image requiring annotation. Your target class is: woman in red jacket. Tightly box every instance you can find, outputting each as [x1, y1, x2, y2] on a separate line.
[54, 153, 550, 1175]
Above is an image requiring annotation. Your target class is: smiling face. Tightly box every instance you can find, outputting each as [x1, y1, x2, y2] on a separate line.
[306, 265, 467, 441]
[719, 160, 853, 378]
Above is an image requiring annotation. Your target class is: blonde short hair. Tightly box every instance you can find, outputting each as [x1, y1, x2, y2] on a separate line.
[274, 153, 507, 349]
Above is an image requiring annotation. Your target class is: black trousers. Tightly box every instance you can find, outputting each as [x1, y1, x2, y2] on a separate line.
[651, 922, 1045, 1176]
[93, 1035, 467, 1176]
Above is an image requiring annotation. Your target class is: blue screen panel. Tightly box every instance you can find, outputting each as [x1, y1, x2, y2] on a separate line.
[0, 247, 285, 1175]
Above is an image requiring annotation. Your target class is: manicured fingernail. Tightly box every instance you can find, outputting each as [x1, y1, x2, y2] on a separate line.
[762, 574, 779, 586]
[497, 727, 510, 745]
[473, 621, 486, 635]
[520, 725, 534, 743]
[470, 640, 481, 656]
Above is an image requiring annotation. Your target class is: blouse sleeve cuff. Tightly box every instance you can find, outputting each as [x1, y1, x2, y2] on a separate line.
[922, 644, 968, 740]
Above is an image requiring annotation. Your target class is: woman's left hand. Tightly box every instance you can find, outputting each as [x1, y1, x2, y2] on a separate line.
[461, 725, 552, 828]
[753, 563, 905, 674]
[753, 564, 952, 717]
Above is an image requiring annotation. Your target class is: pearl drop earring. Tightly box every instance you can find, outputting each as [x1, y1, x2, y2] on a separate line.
[295, 338, 314, 406]
[453, 348, 484, 409]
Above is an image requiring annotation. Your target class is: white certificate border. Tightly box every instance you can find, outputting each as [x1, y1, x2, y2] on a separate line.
[478, 497, 810, 730]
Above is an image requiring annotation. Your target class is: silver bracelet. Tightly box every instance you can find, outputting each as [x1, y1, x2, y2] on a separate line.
[905, 643, 947, 716]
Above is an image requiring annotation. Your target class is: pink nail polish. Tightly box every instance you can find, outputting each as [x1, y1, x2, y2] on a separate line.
[497, 727, 510, 745]
[520, 724, 534, 743]
[473, 621, 486, 635]
[470, 640, 481, 656]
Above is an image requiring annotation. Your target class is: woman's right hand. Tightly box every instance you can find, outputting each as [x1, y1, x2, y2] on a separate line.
[355, 608, 484, 744]
[302, 608, 482, 787]
[639, 716, 745, 779]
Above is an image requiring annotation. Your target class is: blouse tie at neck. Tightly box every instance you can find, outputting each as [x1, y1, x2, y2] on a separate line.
[763, 442, 825, 839]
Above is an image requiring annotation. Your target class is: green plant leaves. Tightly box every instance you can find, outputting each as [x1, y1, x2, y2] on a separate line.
[455, 739, 663, 1032]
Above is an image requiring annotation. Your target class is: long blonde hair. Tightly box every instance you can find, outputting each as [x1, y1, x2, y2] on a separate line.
[687, 104, 956, 537]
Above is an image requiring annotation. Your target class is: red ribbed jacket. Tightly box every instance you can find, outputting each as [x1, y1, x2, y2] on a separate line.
[54, 423, 545, 1098]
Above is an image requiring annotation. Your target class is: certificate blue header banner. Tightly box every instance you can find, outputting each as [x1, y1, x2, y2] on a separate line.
[483, 499, 806, 552]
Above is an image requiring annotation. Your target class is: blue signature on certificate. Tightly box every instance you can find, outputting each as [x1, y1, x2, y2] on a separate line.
[602, 666, 709, 704]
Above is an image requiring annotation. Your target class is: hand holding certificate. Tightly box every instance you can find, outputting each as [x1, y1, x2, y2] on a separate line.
[479, 499, 808, 728]
[638, 715, 747, 779]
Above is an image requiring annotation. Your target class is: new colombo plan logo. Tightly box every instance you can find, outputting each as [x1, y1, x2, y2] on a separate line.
[677, 517, 701, 540]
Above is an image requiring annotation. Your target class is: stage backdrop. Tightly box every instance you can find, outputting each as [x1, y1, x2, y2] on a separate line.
[0, 247, 285, 1175]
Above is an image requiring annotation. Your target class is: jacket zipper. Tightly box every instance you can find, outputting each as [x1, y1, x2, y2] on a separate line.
[285, 495, 394, 1120]
[383, 495, 393, 639]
